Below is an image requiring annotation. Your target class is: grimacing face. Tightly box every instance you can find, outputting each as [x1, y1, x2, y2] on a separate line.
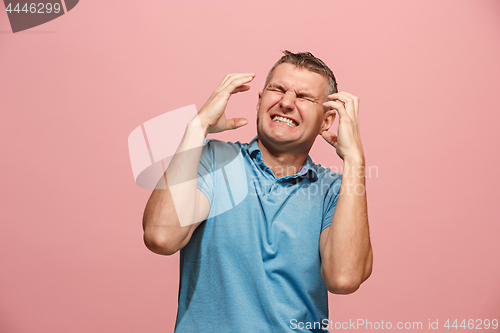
[256, 63, 335, 154]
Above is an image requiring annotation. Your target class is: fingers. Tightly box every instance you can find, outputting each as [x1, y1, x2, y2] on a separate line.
[226, 117, 248, 131]
[232, 84, 251, 94]
[323, 100, 350, 122]
[220, 73, 255, 85]
[218, 73, 255, 95]
[324, 92, 359, 121]
[321, 131, 337, 146]
[321, 131, 344, 160]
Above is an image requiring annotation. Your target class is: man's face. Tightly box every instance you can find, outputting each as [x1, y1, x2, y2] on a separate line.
[256, 63, 334, 153]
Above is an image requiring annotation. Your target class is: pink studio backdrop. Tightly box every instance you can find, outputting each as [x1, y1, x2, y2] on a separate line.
[1, 0, 499, 332]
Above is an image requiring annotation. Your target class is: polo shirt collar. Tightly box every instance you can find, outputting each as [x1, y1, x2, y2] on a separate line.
[248, 136, 318, 181]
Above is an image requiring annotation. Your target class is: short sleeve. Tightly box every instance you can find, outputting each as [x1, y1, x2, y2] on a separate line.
[321, 173, 342, 232]
[197, 139, 215, 207]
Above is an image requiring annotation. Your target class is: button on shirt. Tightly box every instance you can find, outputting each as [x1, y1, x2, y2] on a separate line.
[174, 137, 342, 333]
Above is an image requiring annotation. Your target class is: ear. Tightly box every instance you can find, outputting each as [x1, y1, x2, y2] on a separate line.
[256, 91, 262, 112]
[320, 108, 336, 133]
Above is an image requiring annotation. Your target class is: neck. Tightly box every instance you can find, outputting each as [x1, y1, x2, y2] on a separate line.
[256, 138, 309, 178]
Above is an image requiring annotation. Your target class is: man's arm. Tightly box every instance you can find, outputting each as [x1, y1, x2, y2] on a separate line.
[142, 118, 210, 255]
[319, 92, 373, 294]
[142, 73, 255, 255]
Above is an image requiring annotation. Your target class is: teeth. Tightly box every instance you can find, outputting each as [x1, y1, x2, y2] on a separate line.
[272, 115, 297, 127]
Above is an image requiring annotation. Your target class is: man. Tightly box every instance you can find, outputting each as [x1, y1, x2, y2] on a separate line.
[142, 51, 372, 332]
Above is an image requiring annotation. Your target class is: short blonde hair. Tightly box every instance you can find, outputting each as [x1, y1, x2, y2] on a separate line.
[264, 50, 338, 100]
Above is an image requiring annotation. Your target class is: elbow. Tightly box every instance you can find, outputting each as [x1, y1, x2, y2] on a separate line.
[322, 265, 372, 295]
[143, 230, 179, 256]
[324, 276, 362, 295]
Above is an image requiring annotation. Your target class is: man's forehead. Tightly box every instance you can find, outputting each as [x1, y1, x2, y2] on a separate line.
[268, 63, 328, 94]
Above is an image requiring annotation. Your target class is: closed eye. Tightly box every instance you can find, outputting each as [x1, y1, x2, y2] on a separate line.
[297, 94, 315, 102]
[267, 84, 286, 93]
[268, 87, 285, 93]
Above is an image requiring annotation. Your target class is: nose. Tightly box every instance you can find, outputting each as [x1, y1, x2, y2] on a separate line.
[279, 90, 296, 111]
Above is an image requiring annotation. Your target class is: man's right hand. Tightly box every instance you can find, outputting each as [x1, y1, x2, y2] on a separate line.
[197, 73, 255, 135]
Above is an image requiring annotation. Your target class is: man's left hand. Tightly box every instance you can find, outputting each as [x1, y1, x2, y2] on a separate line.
[321, 92, 365, 163]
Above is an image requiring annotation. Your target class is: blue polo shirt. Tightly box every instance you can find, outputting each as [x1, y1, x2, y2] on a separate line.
[174, 137, 342, 333]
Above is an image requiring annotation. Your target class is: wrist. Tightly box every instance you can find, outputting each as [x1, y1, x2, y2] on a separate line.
[188, 115, 210, 138]
[343, 153, 365, 166]
[342, 153, 366, 184]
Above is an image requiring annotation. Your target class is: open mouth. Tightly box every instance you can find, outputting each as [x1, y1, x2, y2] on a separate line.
[271, 115, 298, 127]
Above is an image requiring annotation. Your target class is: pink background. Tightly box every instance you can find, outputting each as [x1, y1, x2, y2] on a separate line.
[1, 0, 499, 332]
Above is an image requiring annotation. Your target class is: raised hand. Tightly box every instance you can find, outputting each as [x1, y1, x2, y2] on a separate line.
[321, 92, 364, 163]
[197, 73, 255, 135]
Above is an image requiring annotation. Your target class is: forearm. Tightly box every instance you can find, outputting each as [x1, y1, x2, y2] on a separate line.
[321, 157, 373, 293]
[142, 115, 207, 255]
